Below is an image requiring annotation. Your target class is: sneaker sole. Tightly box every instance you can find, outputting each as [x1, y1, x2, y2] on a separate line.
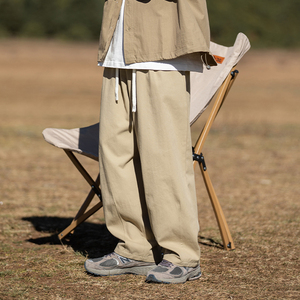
[84, 261, 155, 276]
[145, 268, 202, 284]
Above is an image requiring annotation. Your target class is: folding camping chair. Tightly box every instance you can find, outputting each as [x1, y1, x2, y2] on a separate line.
[43, 33, 251, 250]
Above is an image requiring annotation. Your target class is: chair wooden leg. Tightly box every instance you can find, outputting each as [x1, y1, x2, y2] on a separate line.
[58, 201, 103, 240]
[191, 69, 238, 250]
[199, 163, 235, 250]
[57, 151, 103, 240]
[73, 174, 100, 221]
[58, 174, 102, 240]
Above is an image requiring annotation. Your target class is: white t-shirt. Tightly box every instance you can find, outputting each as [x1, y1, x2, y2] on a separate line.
[99, 0, 204, 72]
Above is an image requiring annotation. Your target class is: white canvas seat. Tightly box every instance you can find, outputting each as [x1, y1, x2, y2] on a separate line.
[43, 33, 251, 250]
[43, 123, 100, 161]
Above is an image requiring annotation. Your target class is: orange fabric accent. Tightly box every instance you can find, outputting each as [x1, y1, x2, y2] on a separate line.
[213, 55, 225, 64]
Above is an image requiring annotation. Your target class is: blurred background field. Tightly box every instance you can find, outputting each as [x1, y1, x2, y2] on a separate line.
[0, 1, 300, 299]
[1, 0, 300, 48]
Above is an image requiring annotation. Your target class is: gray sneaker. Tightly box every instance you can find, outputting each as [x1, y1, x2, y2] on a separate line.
[145, 259, 201, 284]
[84, 252, 156, 276]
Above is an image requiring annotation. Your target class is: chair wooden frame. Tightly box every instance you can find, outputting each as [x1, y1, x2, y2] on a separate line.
[57, 151, 103, 240]
[192, 67, 238, 250]
[57, 67, 238, 251]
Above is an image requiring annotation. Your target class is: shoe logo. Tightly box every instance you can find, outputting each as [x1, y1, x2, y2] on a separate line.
[119, 256, 131, 264]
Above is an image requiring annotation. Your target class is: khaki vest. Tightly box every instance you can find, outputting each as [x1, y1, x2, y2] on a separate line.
[98, 0, 216, 66]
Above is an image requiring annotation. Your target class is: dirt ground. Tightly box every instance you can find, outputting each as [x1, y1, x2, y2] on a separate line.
[0, 39, 299, 299]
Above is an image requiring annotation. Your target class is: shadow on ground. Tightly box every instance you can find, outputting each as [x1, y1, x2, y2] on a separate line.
[22, 216, 119, 258]
[22, 216, 224, 257]
[198, 236, 224, 249]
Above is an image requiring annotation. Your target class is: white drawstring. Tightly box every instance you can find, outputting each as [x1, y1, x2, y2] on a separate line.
[132, 69, 137, 112]
[201, 54, 211, 70]
[115, 68, 119, 103]
[114, 68, 137, 112]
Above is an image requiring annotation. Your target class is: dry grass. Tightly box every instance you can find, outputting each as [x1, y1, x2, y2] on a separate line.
[0, 39, 299, 299]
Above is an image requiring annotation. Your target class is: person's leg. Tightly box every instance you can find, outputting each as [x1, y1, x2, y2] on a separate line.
[85, 68, 158, 276]
[85, 68, 200, 281]
[134, 70, 200, 269]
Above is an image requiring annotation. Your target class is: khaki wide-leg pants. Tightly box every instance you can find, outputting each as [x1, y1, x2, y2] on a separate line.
[99, 68, 200, 267]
